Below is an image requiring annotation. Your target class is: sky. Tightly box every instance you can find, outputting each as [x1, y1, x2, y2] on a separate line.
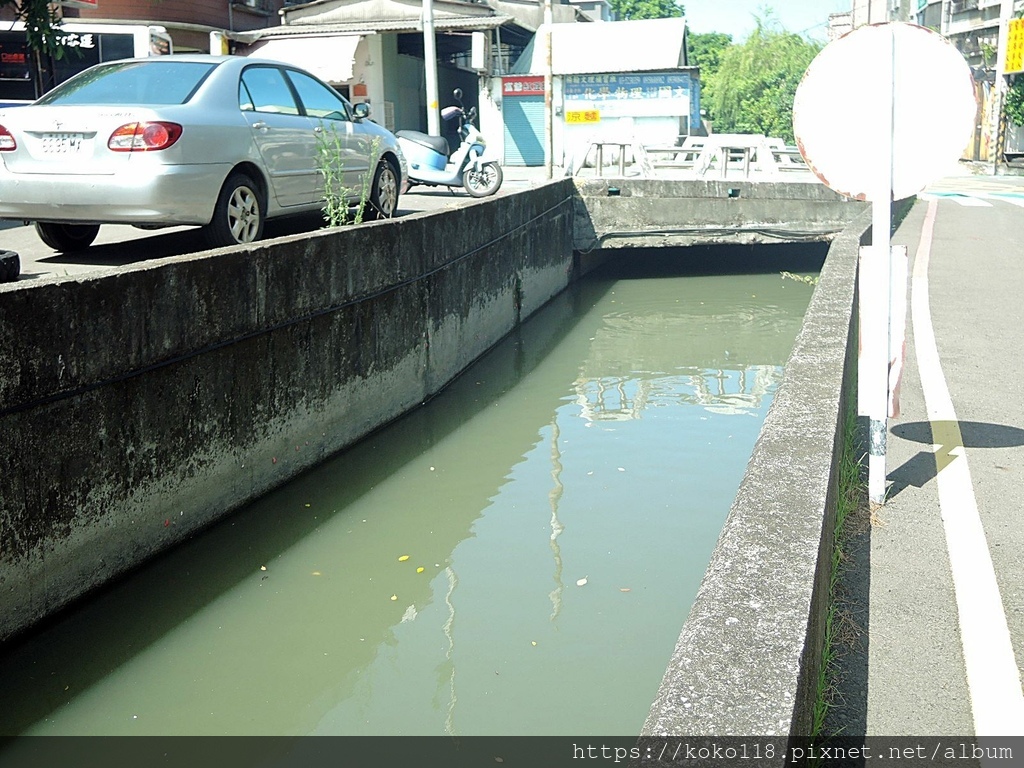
[680, 0, 852, 42]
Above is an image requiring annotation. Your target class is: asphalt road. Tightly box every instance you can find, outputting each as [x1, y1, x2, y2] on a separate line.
[825, 172, 1024, 737]
[2, 177, 538, 284]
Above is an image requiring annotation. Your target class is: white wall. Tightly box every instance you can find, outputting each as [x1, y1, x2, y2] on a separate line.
[484, 75, 691, 167]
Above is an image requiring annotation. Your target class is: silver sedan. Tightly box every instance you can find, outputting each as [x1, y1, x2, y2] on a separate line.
[0, 54, 406, 251]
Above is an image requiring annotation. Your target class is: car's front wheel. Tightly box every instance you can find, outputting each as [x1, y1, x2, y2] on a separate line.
[203, 172, 264, 248]
[35, 223, 101, 253]
[365, 161, 399, 220]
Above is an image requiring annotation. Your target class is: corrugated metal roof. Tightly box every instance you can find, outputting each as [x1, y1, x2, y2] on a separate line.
[239, 15, 511, 42]
[511, 17, 687, 75]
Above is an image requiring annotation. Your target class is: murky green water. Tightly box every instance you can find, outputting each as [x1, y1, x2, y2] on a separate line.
[0, 247, 819, 737]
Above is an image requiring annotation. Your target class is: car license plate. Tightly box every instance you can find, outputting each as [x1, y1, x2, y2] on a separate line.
[40, 133, 86, 155]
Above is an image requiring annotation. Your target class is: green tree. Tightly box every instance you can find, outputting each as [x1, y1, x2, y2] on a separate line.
[1006, 76, 1024, 127]
[687, 31, 732, 73]
[609, 0, 683, 21]
[2, 0, 65, 57]
[2, 0, 68, 95]
[686, 32, 732, 124]
[705, 15, 821, 143]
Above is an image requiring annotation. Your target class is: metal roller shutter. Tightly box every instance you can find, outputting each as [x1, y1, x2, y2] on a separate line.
[503, 95, 545, 166]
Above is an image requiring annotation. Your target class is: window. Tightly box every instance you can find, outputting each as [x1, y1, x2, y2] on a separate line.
[239, 66, 300, 115]
[38, 60, 214, 106]
[285, 69, 351, 121]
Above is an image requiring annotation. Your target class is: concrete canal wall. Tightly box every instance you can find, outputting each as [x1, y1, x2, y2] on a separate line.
[1, 176, 871, 746]
[574, 177, 864, 251]
[642, 206, 871, 747]
[0, 181, 575, 645]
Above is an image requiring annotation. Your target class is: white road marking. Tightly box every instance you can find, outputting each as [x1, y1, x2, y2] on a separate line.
[920, 190, 1024, 208]
[918, 192, 993, 206]
[991, 194, 1024, 208]
[910, 198, 1024, 736]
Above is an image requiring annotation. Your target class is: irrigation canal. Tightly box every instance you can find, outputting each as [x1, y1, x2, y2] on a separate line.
[0, 243, 824, 736]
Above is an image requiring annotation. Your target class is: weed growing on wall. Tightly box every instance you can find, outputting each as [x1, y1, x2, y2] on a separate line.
[810, 388, 867, 749]
[316, 125, 381, 227]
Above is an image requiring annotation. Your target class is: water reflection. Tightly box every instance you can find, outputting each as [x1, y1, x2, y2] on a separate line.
[0, 246, 820, 737]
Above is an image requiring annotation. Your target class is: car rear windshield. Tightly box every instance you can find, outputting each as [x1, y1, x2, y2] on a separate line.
[36, 61, 217, 106]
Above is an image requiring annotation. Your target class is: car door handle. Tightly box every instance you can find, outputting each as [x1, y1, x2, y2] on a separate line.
[251, 121, 267, 131]
[313, 125, 324, 134]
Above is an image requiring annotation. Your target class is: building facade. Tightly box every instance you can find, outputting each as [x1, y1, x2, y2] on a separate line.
[499, 17, 695, 167]
[61, 0, 285, 50]
[835, 0, 1024, 162]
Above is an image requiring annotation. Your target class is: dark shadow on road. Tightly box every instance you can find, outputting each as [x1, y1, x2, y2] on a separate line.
[892, 419, 1024, 448]
[887, 420, 1024, 500]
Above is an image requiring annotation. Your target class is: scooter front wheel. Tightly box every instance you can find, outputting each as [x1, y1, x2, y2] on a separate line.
[464, 162, 503, 198]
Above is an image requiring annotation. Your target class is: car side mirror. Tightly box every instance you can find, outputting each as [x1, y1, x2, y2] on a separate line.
[353, 102, 371, 120]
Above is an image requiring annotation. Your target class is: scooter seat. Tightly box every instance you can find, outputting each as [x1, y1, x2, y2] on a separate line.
[396, 130, 450, 158]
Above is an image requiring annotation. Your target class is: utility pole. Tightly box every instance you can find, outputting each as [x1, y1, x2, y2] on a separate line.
[423, 0, 440, 135]
[543, 0, 553, 179]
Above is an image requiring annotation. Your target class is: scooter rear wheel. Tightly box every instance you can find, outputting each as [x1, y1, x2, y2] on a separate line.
[463, 162, 503, 198]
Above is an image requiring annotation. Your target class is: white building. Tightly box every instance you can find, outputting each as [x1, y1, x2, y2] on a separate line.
[485, 17, 696, 167]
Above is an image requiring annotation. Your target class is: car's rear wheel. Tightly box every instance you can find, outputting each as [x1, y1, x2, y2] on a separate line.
[0, 250, 19, 283]
[203, 172, 264, 248]
[365, 161, 399, 220]
[35, 223, 101, 253]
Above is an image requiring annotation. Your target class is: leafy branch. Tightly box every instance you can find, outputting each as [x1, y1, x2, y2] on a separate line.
[3, 0, 66, 58]
[1005, 77, 1024, 127]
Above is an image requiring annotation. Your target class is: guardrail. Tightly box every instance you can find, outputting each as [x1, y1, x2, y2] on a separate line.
[569, 134, 811, 180]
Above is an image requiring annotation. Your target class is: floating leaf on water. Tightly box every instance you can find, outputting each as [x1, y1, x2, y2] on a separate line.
[416, 567, 425, 573]
[620, 588, 631, 593]
[576, 577, 588, 587]
[260, 565, 267, 571]
[390, 594, 398, 601]
[531, 641, 537, 646]
[398, 555, 410, 562]
[312, 571, 322, 577]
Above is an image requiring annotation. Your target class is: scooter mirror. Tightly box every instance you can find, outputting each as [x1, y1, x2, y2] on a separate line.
[453, 88, 463, 103]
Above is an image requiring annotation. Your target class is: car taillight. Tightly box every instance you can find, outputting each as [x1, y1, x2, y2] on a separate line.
[0, 124, 16, 151]
[108, 122, 182, 152]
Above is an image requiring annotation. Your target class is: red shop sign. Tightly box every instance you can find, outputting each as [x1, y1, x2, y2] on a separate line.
[502, 75, 545, 97]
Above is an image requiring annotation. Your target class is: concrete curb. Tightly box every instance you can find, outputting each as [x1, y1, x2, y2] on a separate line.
[642, 206, 872, 743]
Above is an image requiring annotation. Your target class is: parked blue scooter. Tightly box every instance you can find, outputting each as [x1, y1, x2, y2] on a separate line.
[396, 89, 503, 197]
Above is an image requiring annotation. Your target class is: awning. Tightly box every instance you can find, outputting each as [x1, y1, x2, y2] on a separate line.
[250, 35, 363, 84]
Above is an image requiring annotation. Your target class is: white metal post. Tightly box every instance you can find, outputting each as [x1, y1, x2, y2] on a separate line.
[422, 0, 440, 135]
[888, 245, 908, 420]
[543, 0, 553, 179]
[860, 25, 896, 507]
